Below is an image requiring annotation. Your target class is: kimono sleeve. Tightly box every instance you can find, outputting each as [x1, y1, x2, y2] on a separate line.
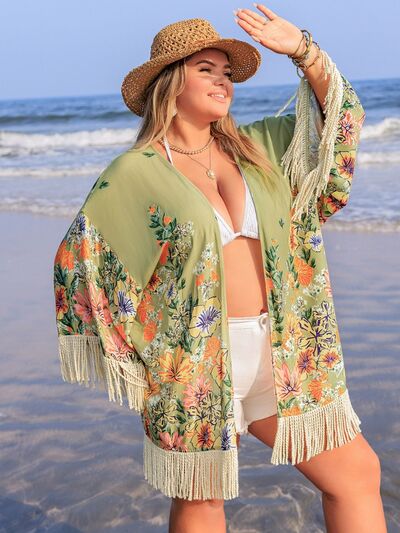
[238, 50, 366, 224]
[53, 210, 150, 414]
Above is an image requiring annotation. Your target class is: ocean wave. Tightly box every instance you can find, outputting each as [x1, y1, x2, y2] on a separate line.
[361, 117, 400, 140]
[0, 164, 103, 179]
[358, 151, 400, 165]
[0, 110, 130, 126]
[0, 127, 137, 156]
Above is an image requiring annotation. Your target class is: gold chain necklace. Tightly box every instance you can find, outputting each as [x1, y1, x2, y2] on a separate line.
[159, 135, 214, 154]
[185, 142, 216, 180]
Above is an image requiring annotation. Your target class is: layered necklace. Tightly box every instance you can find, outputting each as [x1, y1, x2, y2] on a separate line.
[159, 135, 217, 180]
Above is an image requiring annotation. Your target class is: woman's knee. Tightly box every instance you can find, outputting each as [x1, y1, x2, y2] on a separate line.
[326, 445, 382, 499]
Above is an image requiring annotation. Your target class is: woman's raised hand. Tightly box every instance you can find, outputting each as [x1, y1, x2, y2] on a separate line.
[234, 4, 304, 57]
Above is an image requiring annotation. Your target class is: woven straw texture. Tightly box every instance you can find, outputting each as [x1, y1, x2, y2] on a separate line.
[121, 18, 261, 116]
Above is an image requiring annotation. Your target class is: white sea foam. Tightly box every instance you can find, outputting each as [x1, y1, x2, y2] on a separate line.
[0, 164, 103, 179]
[361, 117, 400, 140]
[0, 127, 137, 156]
[358, 151, 400, 165]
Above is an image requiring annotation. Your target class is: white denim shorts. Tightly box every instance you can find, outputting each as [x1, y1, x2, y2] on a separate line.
[228, 311, 277, 435]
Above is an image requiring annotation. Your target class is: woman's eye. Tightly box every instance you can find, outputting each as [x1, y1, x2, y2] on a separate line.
[200, 67, 232, 79]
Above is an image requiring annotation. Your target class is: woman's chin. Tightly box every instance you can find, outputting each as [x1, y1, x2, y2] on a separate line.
[208, 109, 230, 122]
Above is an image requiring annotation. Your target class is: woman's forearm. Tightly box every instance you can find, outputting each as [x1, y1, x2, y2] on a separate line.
[296, 42, 331, 114]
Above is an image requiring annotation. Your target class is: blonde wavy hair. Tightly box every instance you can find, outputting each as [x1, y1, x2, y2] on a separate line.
[132, 52, 279, 184]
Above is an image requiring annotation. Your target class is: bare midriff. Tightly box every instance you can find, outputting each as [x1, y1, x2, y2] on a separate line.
[152, 141, 268, 318]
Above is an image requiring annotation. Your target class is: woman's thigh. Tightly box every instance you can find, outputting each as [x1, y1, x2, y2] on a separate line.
[247, 416, 381, 496]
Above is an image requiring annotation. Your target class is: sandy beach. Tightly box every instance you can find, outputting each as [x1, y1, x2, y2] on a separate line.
[0, 211, 399, 532]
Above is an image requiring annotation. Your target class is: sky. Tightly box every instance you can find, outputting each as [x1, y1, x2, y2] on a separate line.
[1, 0, 399, 100]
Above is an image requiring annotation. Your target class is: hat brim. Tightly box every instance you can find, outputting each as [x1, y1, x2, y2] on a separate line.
[121, 38, 261, 116]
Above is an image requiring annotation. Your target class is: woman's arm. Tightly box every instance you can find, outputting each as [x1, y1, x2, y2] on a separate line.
[234, 4, 366, 224]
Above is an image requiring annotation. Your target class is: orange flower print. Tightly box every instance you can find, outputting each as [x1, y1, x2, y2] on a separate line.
[79, 238, 90, 260]
[215, 349, 226, 381]
[163, 215, 172, 225]
[55, 286, 68, 319]
[88, 282, 113, 326]
[294, 256, 314, 286]
[282, 405, 302, 416]
[183, 375, 212, 409]
[289, 224, 298, 252]
[137, 292, 154, 324]
[114, 323, 128, 342]
[73, 288, 93, 323]
[319, 350, 340, 369]
[203, 336, 221, 361]
[159, 345, 194, 384]
[159, 431, 188, 451]
[104, 330, 132, 360]
[275, 362, 303, 401]
[197, 422, 214, 449]
[308, 378, 326, 402]
[297, 348, 316, 375]
[143, 320, 157, 342]
[54, 240, 74, 270]
[340, 110, 358, 145]
[196, 273, 205, 287]
[148, 272, 162, 292]
[144, 372, 161, 400]
[159, 242, 170, 265]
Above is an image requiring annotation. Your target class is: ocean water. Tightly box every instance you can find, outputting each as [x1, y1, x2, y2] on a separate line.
[0, 77, 399, 231]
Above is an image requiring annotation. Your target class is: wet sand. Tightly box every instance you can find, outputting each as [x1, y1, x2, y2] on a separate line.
[0, 211, 399, 532]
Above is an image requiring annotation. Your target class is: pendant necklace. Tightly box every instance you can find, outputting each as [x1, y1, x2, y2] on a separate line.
[186, 145, 216, 180]
[160, 135, 217, 180]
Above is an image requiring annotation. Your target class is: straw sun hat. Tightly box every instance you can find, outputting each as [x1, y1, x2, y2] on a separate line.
[121, 18, 262, 116]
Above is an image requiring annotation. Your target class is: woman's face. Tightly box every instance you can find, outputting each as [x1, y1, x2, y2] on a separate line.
[176, 48, 234, 124]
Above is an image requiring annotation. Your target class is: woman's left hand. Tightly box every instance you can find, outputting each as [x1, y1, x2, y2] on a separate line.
[234, 4, 304, 56]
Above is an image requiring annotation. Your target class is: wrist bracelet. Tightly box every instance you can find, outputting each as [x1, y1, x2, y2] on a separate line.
[295, 41, 321, 78]
[288, 29, 313, 65]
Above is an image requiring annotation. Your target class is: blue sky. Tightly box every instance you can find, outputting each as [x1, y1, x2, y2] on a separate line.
[1, 0, 399, 100]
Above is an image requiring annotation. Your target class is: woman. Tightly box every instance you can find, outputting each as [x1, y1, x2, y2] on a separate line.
[53, 5, 387, 532]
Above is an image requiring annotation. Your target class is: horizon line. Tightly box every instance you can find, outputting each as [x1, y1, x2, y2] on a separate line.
[0, 75, 398, 104]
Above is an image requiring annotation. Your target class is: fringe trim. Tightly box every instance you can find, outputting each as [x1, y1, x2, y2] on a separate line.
[143, 433, 239, 501]
[271, 389, 362, 465]
[58, 335, 149, 414]
[280, 49, 344, 222]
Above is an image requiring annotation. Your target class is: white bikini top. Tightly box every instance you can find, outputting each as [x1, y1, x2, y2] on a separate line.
[162, 136, 260, 246]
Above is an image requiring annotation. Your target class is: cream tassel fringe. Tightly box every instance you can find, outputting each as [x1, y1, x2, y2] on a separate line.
[58, 335, 149, 413]
[271, 389, 362, 465]
[280, 49, 344, 222]
[143, 433, 239, 500]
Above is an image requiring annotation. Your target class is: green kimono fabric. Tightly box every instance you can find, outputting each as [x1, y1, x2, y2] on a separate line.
[53, 51, 366, 500]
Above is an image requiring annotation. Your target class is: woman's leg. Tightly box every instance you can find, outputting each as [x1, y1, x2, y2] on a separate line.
[168, 496, 226, 533]
[168, 433, 241, 533]
[247, 415, 387, 533]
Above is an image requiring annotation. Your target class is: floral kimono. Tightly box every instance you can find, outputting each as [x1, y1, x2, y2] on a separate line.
[53, 50, 366, 500]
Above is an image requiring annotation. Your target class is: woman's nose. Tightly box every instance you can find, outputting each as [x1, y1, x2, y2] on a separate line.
[213, 74, 228, 87]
